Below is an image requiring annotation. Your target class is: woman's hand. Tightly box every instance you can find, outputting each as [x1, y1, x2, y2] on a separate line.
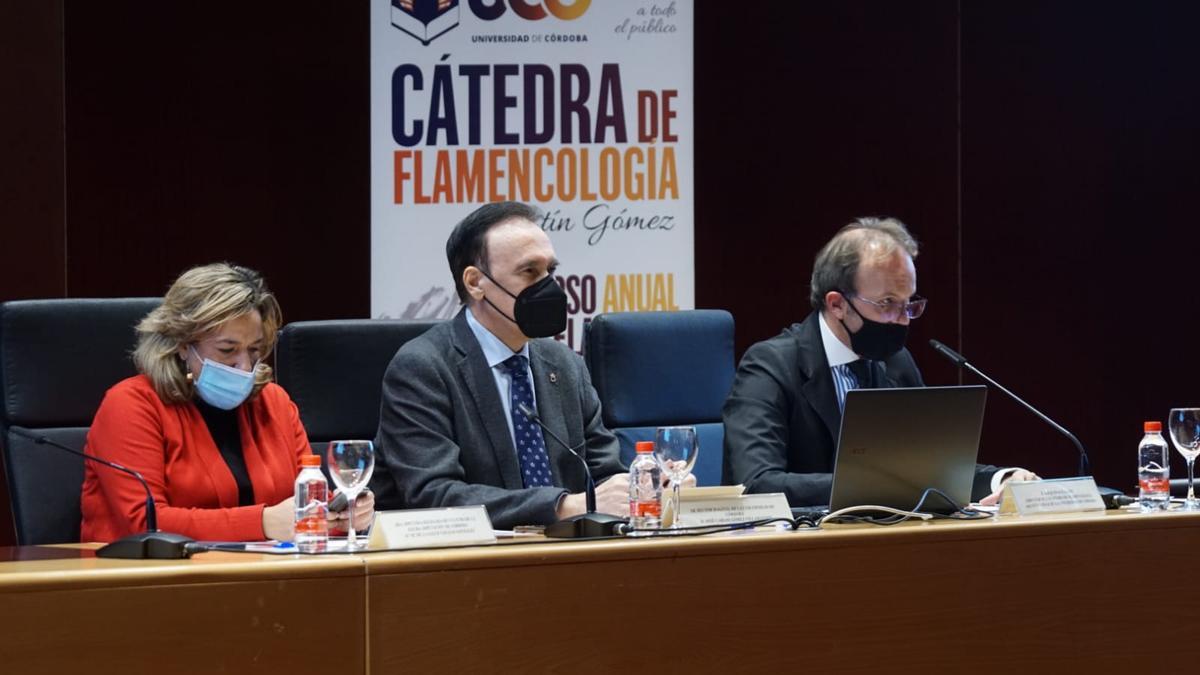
[328, 490, 376, 532]
[262, 497, 295, 541]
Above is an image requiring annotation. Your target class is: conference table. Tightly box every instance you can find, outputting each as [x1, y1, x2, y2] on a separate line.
[2, 507, 1198, 673]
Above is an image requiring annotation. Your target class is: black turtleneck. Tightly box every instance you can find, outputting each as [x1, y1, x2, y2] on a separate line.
[193, 398, 255, 507]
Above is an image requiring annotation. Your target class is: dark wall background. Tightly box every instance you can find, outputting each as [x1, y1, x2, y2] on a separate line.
[3, 1, 1197, 545]
[959, 1, 1200, 481]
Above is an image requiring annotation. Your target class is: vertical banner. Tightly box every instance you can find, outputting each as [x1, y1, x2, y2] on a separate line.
[371, 0, 694, 351]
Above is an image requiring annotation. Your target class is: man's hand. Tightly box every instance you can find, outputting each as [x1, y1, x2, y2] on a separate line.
[594, 473, 631, 515]
[556, 473, 632, 519]
[660, 461, 698, 489]
[980, 469, 1041, 506]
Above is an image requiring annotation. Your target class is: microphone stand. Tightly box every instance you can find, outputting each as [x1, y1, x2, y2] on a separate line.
[929, 340, 1091, 476]
[516, 404, 626, 538]
[10, 428, 195, 558]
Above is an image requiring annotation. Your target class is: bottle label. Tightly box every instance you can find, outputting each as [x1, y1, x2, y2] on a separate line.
[631, 500, 661, 517]
[296, 515, 327, 535]
[1139, 476, 1169, 493]
[295, 477, 329, 536]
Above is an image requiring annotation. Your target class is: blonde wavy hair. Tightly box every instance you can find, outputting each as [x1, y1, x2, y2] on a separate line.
[133, 263, 282, 404]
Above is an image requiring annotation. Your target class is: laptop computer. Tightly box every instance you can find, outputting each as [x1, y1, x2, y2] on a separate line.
[826, 385, 988, 514]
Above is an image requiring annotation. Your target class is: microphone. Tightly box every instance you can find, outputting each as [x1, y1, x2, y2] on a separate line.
[1097, 487, 1136, 509]
[928, 340, 967, 367]
[928, 339, 1091, 476]
[9, 427, 195, 558]
[515, 402, 626, 538]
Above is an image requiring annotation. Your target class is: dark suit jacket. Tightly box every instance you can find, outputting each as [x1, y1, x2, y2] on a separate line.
[722, 312, 998, 506]
[370, 309, 626, 529]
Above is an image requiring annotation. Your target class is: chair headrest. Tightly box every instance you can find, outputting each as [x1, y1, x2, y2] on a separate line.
[0, 298, 160, 427]
[275, 319, 442, 440]
[584, 310, 735, 428]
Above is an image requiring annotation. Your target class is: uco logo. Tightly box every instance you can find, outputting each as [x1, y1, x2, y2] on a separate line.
[468, 0, 591, 21]
[392, 0, 461, 46]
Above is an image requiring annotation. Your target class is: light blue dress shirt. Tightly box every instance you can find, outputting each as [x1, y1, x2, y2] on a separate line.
[465, 307, 535, 448]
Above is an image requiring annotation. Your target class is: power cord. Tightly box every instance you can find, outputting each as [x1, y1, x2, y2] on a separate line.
[819, 488, 994, 526]
[620, 516, 815, 537]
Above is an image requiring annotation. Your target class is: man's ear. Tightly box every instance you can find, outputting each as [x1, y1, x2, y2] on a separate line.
[463, 266, 485, 301]
[825, 290, 848, 321]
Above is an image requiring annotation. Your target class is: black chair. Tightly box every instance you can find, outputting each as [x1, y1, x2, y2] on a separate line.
[274, 319, 442, 455]
[583, 310, 735, 486]
[0, 298, 160, 544]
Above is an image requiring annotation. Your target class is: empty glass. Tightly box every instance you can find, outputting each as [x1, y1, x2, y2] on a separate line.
[653, 426, 699, 530]
[327, 440, 375, 549]
[1168, 409, 1200, 510]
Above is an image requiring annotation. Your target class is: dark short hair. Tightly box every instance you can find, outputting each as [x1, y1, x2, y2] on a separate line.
[809, 217, 919, 311]
[445, 201, 542, 302]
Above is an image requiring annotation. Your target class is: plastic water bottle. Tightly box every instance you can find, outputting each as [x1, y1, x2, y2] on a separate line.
[294, 454, 329, 551]
[628, 440, 662, 535]
[1139, 421, 1170, 511]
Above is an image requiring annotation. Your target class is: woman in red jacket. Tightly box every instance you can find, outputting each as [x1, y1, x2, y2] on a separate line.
[80, 263, 374, 542]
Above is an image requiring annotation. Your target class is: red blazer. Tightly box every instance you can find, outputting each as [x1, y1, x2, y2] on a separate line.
[80, 375, 311, 542]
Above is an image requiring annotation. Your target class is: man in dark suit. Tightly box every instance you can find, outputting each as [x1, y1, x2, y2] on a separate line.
[370, 201, 629, 529]
[722, 217, 1034, 507]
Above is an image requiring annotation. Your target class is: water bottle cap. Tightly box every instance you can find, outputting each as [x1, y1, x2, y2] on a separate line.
[1144, 421, 1162, 433]
[300, 454, 322, 467]
[635, 441, 654, 453]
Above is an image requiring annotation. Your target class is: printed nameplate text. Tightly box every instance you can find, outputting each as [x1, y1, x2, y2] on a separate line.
[999, 477, 1106, 516]
[675, 493, 793, 527]
[368, 505, 496, 550]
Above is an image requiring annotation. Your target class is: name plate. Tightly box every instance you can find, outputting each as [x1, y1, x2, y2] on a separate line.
[367, 505, 497, 550]
[999, 477, 1106, 516]
[674, 492, 793, 527]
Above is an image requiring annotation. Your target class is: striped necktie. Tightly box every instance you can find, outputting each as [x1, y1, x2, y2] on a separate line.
[834, 360, 875, 411]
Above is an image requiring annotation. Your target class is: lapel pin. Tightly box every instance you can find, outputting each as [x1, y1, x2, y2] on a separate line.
[549, 372, 558, 384]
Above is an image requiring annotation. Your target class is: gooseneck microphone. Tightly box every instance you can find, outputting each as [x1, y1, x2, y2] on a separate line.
[9, 427, 195, 558]
[516, 403, 626, 538]
[929, 339, 1091, 476]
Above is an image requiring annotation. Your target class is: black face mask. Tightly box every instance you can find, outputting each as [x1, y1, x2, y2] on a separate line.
[838, 294, 909, 361]
[479, 269, 568, 339]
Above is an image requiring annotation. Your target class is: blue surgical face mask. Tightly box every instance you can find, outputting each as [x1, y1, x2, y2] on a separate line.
[190, 346, 256, 410]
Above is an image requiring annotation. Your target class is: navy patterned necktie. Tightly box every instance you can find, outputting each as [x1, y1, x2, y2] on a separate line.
[502, 354, 554, 488]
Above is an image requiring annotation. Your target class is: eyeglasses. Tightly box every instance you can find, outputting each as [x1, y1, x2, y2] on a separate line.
[843, 292, 927, 321]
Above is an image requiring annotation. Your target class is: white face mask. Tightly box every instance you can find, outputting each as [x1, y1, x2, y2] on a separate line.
[190, 346, 256, 410]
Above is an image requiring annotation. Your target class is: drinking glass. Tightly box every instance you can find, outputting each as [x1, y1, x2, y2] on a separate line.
[1168, 408, 1200, 510]
[327, 440, 375, 549]
[653, 426, 699, 530]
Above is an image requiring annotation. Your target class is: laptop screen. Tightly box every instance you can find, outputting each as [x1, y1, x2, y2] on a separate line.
[828, 385, 988, 513]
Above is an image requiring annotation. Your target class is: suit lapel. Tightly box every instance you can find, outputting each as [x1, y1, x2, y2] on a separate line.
[876, 361, 897, 388]
[528, 342, 568, 486]
[796, 313, 842, 446]
[451, 312, 524, 490]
